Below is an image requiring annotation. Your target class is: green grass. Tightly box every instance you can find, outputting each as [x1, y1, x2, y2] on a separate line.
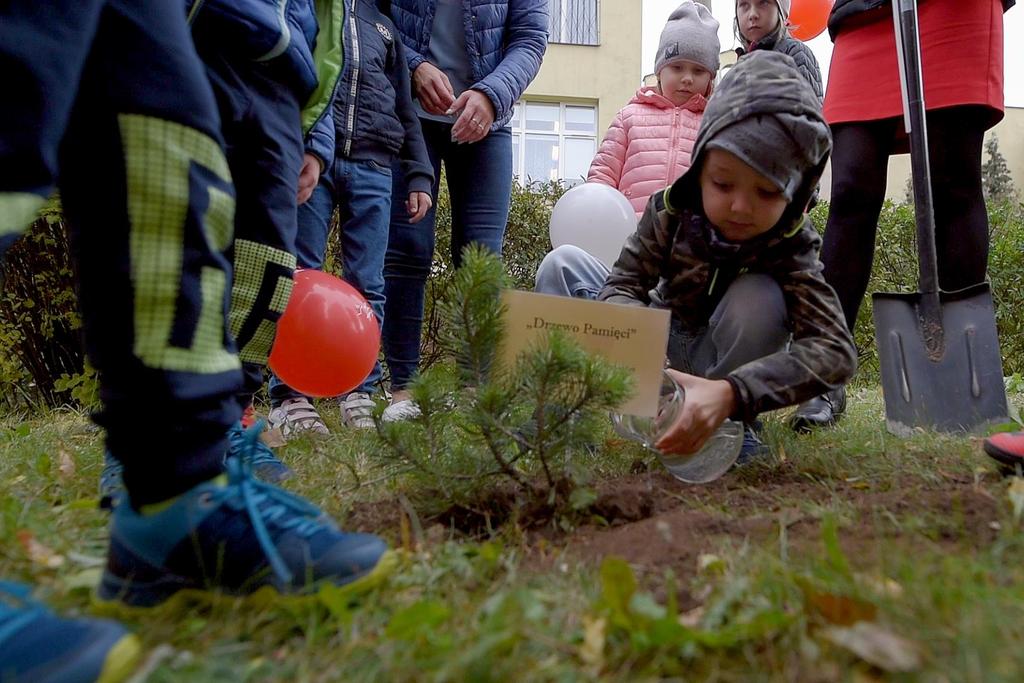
[3, 387, 1024, 682]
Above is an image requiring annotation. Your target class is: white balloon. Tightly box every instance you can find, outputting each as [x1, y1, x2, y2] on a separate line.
[549, 183, 638, 268]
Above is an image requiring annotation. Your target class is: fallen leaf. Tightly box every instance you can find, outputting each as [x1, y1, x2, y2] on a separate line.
[678, 605, 705, 628]
[62, 568, 102, 592]
[16, 530, 65, 568]
[260, 428, 286, 448]
[821, 622, 922, 672]
[67, 551, 105, 568]
[1008, 479, 1024, 524]
[698, 553, 725, 574]
[579, 615, 606, 671]
[802, 584, 877, 626]
[57, 448, 76, 480]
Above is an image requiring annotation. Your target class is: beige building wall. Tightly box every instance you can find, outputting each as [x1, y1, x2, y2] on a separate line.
[818, 107, 1024, 202]
[524, 1, 643, 137]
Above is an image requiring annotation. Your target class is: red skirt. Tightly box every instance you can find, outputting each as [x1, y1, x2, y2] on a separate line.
[824, 0, 1005, 126]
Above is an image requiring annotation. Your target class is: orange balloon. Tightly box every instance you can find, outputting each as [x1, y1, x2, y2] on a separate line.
[269, 269, 380, 397]
[788, 0, 832, 42]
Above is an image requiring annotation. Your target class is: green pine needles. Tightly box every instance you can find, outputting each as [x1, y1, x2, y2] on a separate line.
[374, 245, 633, 527]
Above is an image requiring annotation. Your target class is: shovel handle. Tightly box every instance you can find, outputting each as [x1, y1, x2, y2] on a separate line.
[894, 0, 944, 356]
[894, 0, 941, 300]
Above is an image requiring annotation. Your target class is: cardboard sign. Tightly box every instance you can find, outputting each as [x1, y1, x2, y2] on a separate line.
[499, 290, 670, 417]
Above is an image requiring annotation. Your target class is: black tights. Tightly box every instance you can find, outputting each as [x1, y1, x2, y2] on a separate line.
[820, 106, 990, 332]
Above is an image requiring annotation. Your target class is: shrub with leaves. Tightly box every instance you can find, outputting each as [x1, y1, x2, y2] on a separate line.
[373, 245, 632, 528]
[0, 201, 95, 410]
[808, 199, 1024, 381]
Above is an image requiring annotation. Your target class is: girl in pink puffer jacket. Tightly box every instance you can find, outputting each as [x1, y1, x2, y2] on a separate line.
[588, 1, 721, 217]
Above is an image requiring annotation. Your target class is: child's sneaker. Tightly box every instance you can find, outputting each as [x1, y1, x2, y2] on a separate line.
[98, 423, 291, 509]
[984, 431, 1024, 468]
[341, 392, 375, 429]
[381, 399, 421, 423]
[99, 451, 125, 509]
[0, 581, 141, 682]
[268, 398, 330, 438]
[95, 433, 394, 610]
[735, 422, 771, 466]
[226, 422, 292, 484]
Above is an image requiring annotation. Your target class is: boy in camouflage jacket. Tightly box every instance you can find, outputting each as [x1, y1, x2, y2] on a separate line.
[536, 52, 856, 462]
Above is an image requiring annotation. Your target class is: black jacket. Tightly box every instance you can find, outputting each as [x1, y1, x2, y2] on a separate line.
[828, 0, 1016, 40]
[331, 0, 432, 193]
[735, 25, 823, 101]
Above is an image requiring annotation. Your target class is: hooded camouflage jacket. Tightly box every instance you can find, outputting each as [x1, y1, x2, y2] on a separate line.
[599, 52, 856, 423]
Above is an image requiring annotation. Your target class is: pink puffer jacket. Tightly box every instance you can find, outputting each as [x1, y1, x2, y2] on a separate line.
[588, 87, 707, 217]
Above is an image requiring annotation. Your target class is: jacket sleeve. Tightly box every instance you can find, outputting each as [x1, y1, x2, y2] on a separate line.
[587, 110, 628, 189]
[301, 0, 345, 166]
[472, 0, 549, 125]
[783, 40, 824, 101]
[389, 30, 435, 195]
[724, 220, 857, 422]
[598, 193, 672, 307]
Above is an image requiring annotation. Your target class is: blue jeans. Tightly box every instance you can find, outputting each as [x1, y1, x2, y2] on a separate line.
[535, 245, 790, 378]
[269, 156, 393, 404]
[383, 119, 513, 389]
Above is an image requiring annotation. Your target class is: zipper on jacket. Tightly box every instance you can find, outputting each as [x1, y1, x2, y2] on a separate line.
[257, 0, 293, 62]
[707, 267, 720, 297]
[344, 0, 360, 157]
[185, 0, 206, 25]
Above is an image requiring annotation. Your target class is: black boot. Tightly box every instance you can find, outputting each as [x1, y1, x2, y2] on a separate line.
[789, 387, 847, 433]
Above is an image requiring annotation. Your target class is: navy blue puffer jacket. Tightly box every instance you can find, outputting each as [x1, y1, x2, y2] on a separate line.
[389, 0, 548, 127]
[186, 0, 321, 100]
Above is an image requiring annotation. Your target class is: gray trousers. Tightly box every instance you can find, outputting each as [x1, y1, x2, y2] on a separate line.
[534, 245, 789, 378]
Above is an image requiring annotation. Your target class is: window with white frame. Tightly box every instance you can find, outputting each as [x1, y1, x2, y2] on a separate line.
[548, 0, 599, 46]
[509, 101, 598, 186]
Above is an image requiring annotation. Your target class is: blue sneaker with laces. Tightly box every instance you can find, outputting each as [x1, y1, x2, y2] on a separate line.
[99, 451, 124, 509]
[95, 426, 393, 610]
[98, 422, 292, 508]
[226, 421, 292, 484]
[0, 581, 141, 682]
[735, 421, 772, 466]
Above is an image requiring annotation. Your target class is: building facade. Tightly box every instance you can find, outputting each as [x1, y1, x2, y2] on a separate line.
[514, 0, 643, 185]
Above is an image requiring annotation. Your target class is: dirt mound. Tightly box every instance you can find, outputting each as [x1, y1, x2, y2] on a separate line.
[566, 469, 1001, 573]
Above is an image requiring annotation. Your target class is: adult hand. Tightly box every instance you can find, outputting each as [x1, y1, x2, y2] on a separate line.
[406, 191, 433, 224]
[413, 62, 455, 115]
[449, 90, 495, 144]
[654, 371, 737, 456]
[297, 153, 321, 204]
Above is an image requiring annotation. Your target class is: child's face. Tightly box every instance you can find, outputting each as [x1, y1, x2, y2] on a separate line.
[658, 61, 714, 106]
[737, 0, 780, 44]
[699, 149, 788, 242]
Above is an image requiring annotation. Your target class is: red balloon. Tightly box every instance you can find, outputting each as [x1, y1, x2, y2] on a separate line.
[269, 269, 380, 397]
[788, 0, 832, 42]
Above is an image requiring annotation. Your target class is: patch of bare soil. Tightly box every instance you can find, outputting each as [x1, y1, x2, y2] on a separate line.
[561, 465, 1002, 574]
[341, 462, 1003, 577]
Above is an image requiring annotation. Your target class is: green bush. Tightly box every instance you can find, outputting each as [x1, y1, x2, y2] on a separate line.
[809, 198, 1024, 381]
[0, 202, 94, 411]
[2, 186, 1021, 411]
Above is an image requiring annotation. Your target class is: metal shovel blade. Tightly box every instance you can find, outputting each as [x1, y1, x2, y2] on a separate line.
[872, 282, 1008, 436]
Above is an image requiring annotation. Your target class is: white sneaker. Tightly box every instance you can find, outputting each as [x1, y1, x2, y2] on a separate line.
[341, 392, 376, 429]
[381, 399, 421, 423]
[267, 398, 329, 438]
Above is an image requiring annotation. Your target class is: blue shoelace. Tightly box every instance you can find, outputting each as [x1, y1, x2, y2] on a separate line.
[226, 422, 285, 471]
[217, 423, 331, 585]
[0, 582, 45, 646]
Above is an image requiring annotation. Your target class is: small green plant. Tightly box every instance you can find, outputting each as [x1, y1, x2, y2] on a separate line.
[374, 245, 632, 528]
